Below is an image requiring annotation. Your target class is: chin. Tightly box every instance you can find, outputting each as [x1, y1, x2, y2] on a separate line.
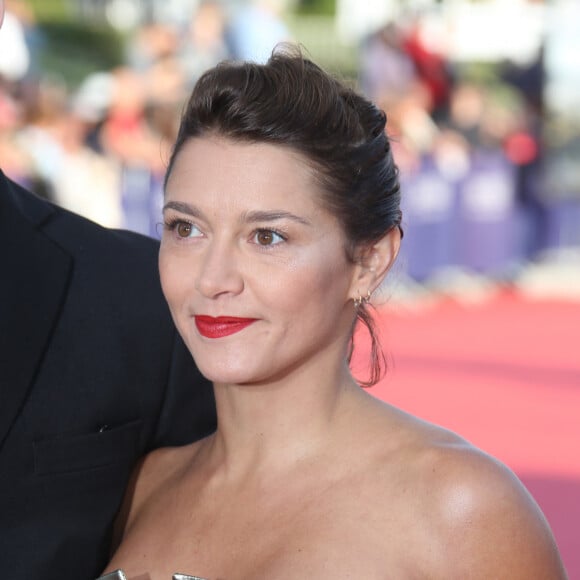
[195, 358, 261, 386]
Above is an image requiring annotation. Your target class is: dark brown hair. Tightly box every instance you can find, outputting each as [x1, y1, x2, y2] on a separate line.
[166, 46, 402, 386]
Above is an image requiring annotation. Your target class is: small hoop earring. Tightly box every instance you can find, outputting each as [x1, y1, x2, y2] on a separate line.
[354, 290, 372, 309]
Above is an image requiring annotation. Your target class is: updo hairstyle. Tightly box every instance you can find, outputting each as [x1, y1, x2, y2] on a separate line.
[166, 45, 403, 386]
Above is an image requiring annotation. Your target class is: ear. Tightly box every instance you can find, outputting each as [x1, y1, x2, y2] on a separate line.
[349, 226, 401, 299]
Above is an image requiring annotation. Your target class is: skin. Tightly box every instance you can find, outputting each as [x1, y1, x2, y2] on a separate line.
[104, 136, 566, 579]
[159, 137, 375, 389]
[0, 0, 4, 28]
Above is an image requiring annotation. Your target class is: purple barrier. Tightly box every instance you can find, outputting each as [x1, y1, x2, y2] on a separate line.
[454, 153, 524, 274]
[399, 160, 458, 281]
[543, 199, 580, 250]
[121, 167, 164, 238]
[148, 173, 165, 239]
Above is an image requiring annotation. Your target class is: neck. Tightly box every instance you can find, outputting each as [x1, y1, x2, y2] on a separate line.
[204, 359, 364, 479]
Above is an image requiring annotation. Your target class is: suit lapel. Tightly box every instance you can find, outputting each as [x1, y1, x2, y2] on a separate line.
[0, 176, 72, 449]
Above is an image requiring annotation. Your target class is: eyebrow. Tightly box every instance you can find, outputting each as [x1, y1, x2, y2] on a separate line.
[243, 210, 312, 226]
[163, 202, 312, 227]
[162, 201, 201, 216]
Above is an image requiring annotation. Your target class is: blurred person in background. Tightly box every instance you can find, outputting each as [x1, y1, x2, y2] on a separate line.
[0, 1, 216, 579]
[499, 46, 547, 260]
[0, 0, 30, 84]
[98, 65, 187, 235]
[13, 74, 70, 201]
[178, 0, 230, 88]
[0, 0, 44, 116]
[100, 67, 158, 170]
[359, 21, 417, 107]
[126, 21, 181, 73]
[0, 76, 32, 185]
[0, 0, 35, 184]
[16, 71, 125, 227]
[227, 0, 292, 63]
[400, 13, 455, 123]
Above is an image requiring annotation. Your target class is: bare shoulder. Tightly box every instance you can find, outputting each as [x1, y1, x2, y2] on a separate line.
[113, 439, 206, 543]
[132, 444, 196, 500]
[377, 412, 567, 579]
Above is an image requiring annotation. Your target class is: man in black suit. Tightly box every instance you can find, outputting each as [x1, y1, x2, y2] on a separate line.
[0, 6, 216, 577]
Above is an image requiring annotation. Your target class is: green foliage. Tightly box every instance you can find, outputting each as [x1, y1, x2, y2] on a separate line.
[27, 0, 71, 22]
[294, 0, 336, 16]
[24, 1, 125, 87]
[36, 21, 126, 88]
[287, 15, 357, 81]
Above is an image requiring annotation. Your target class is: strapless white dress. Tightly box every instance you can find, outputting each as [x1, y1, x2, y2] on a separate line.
[98, 571, 206, 580]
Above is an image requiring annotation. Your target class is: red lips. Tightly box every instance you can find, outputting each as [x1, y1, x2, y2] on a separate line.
[194, 316, 257, 338]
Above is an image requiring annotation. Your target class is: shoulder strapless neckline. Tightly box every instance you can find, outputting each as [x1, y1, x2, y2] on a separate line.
[98, 571, 207, 580]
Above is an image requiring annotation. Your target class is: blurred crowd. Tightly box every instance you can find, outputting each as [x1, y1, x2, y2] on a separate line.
[0, 0, 292, 232]
[1, 0, 577, 285]
[360, 17, 543, 174]
[359, 15, 556, 277]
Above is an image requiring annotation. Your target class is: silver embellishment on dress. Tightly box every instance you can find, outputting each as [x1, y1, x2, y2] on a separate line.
[97, 571, 207, 580]
[97, 572, 126, 580]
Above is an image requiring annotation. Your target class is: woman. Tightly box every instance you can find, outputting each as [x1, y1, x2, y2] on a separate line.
[100, 49, 566, 579]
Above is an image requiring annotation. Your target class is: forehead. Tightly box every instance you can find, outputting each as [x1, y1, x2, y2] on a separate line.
[166, 136, 326, 212]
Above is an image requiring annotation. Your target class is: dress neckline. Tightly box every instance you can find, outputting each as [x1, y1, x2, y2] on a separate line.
[98, 571, 207, 580]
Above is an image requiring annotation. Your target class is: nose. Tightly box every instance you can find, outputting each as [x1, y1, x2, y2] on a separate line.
[195, 238, 244, 299]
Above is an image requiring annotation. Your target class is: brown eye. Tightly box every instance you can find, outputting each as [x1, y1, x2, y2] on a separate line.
[254, 229, 284, 246]
[256, 230, 274, 245]
[176, 222, 193, 238]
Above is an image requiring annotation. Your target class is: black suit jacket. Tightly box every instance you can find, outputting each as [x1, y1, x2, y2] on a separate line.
[0, 171, 216, 579]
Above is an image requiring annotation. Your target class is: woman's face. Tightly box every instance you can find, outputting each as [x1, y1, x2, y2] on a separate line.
[160, 136, 361, 386]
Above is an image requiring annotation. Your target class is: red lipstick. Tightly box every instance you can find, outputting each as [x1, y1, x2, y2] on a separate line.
[194, 316, 257, 338]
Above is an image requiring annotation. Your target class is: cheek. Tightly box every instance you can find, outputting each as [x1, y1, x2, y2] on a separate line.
[269, 257, 351, 316]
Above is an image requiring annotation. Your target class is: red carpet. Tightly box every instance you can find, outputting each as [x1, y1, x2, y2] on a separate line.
[352, 290, 580, 578]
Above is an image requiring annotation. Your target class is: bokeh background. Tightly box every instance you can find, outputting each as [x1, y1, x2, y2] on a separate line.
[1, 0, 578, 575]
